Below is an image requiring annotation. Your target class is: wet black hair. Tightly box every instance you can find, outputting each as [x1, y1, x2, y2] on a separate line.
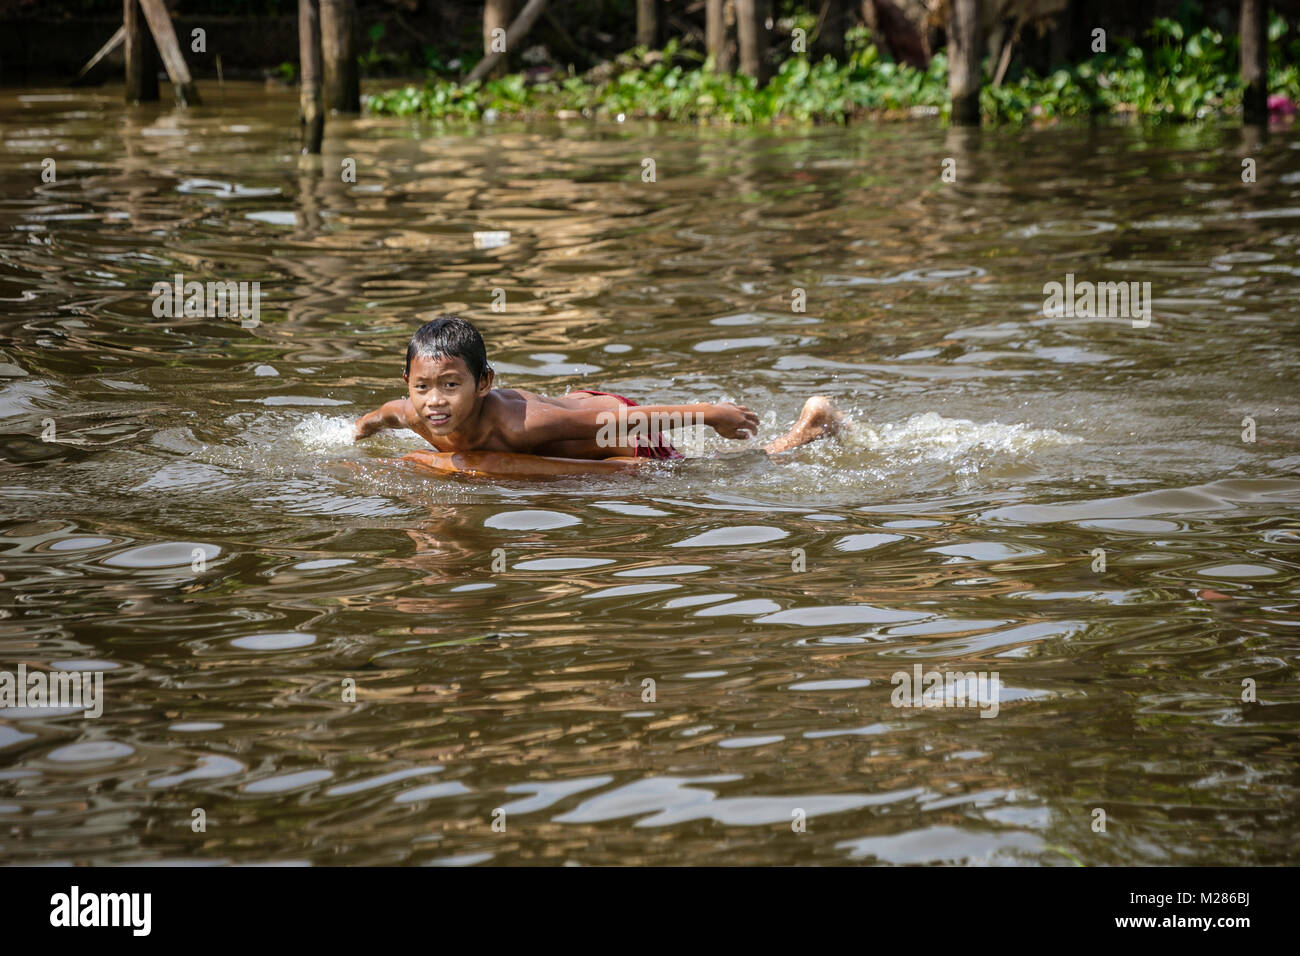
[404, 314, 492, 383]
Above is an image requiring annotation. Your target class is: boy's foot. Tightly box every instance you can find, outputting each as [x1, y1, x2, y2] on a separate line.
[763, 396, 848, 455]
[800, 395, 849, 439]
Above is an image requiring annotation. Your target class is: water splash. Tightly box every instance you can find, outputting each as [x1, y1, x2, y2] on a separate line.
[848, 412, 1082, 461]
[292, 413, 360, 452]
[251, 408, 1088, 507]
[655, 410, 1089, 505]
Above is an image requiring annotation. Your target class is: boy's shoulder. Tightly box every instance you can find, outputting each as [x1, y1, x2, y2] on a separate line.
[484, 388, 580, 438]
[488, 387, 548, 410]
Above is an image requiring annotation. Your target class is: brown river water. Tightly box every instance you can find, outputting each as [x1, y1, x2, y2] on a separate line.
[1, 82, 1298, 865]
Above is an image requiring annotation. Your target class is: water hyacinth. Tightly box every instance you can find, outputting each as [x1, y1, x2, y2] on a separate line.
[366, 16, 1300, 126]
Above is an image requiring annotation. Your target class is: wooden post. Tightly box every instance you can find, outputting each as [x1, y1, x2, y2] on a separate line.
[637, 0, 660, 48]
[138, 0, 199, 105]
[79, 25, 124, 84]
[124, 0, 159, 102]
[320, 0, 360, 113]
[737, 0, 769, 86]
[992, 17, 1022, 87]
[1241, 0, 1268, 124]
[706, 0, 734, 72]
[299, 0, 324, 153]
[948, 0, 982, 125]
[484, 0, 514, 80]
[466, 0, 549, 84]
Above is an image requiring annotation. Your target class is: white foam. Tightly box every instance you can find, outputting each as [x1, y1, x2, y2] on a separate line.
[849, 412, 1081, 461]
[292, 414, 358, 451]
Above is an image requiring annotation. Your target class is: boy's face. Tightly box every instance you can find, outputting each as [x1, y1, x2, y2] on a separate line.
[403, 352, 492, 435]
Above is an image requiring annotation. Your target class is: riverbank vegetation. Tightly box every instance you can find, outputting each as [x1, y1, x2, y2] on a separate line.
[366, 11, 1300, 125]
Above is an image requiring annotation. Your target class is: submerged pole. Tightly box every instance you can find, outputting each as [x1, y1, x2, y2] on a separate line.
[138, 0, 200, 105]
[299, 0, 324, 153]
[124, 1, 159, 102]
[320, 0, 360, 113]
[948, 0, 982, 125]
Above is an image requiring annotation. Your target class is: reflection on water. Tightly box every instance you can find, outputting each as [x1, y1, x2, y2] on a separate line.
[1, 84, 1298, 865]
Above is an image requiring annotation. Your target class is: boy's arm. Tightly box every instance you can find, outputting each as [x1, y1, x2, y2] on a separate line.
[353, 399, 413, 440]
[518, 401, 757, 446]
[634, 403, 758, 439]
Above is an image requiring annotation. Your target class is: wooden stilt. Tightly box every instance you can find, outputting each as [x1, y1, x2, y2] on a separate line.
[736, 0, 769, 86]
[636, 0, 660, 48]
[466, 0, 550, 84]
[79, 25, 124, 84]
[320, 0, 360, 113]
[483, 0, 514, 80]
[138, 0, 199, 105]
[124, 1, 159, 102]
[1241, 0, 1268, 124]
[299, 0, 324, 153]
[948, 0, 982, 125]
[992, 17, 1022, 88]
[706, 0, 734, 72]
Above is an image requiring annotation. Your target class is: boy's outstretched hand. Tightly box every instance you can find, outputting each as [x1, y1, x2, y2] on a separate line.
[353, 399, 411, 442]
[708, 402, 760, 440]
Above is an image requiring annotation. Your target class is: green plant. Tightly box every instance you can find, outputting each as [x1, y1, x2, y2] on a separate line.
[365, 12, 1300, 127]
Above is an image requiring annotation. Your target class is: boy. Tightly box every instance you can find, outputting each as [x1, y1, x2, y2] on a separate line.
[353, 314, 844, 475]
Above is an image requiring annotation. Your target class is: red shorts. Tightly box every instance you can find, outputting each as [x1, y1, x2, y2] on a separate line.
[569, 389, 685, 460]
